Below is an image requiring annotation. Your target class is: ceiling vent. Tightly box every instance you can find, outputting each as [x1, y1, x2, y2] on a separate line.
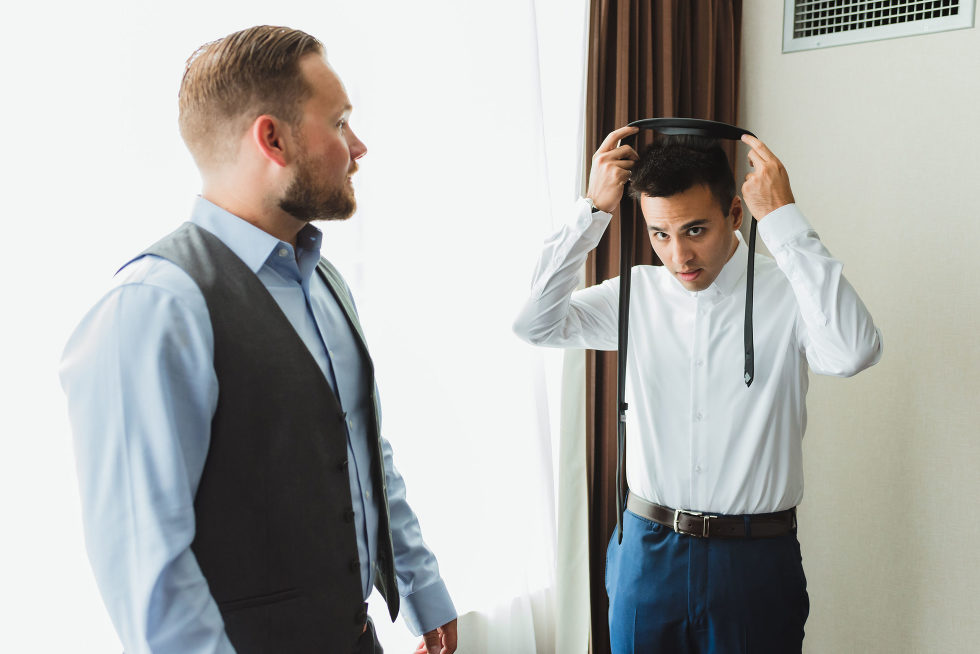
[783, 0, 976, 52]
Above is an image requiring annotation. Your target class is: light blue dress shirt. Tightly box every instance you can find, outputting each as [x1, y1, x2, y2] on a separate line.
[60, 198, 455, 654]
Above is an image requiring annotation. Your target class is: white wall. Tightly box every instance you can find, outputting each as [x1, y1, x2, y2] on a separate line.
[738, 4, 980, 652]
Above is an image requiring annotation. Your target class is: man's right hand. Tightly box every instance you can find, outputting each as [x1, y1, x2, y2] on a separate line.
[586, 125, 640, 213]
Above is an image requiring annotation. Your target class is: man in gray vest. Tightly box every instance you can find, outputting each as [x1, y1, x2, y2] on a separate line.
[60, 25, 457, 654]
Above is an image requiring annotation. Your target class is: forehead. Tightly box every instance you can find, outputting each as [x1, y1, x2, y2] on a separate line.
[299, 54, 349, 110]
[639, 184, 726, 229]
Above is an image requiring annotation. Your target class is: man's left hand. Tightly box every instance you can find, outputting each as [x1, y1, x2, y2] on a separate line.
[740, 134, 796, 220]
[414, 618, 457, 654]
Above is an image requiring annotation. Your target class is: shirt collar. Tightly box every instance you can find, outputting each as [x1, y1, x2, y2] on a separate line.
[711, 230, 748, 297]
[189, 196, 324, 274]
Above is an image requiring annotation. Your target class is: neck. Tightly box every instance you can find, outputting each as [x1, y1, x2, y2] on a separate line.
[725, 231, 740, 262]
[201, 185, 305, 248]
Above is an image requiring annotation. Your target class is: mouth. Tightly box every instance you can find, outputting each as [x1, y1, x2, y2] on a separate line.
[676, 269, 702, 282]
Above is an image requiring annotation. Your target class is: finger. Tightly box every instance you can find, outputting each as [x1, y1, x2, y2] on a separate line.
[595, 150, 638, 170]
[609, 159, 636, 171]
[423, 630, 442, 654]
[745, 147, 761, 169]
[740, 133, 774, 162]
[443, 623, 458, 653]
[414, 641, 428, 654]
[597, 125, 641, 154]
[605, 143, 640, 161]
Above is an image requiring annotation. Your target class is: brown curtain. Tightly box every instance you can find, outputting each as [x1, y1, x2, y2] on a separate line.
[583, 2, 742, 652]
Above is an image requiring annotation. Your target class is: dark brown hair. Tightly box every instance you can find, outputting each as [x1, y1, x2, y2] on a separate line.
[628, 135, 735, 216]
[178, 25, 323, 167]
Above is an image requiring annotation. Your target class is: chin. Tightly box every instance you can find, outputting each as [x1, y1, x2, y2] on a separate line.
[680, 277, 713, 292]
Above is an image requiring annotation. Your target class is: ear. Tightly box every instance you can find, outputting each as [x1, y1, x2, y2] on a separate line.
[729, 195, 743, 231]
[249, 115, 291, 168]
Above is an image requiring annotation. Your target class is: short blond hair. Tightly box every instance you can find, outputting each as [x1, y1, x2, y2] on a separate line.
[178, 25, 323, 168]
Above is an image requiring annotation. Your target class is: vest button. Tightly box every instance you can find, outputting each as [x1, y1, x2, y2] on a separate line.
[349, 557, 360, 573]
[343, 508, 355, 523]
[355, 606, 368, 624]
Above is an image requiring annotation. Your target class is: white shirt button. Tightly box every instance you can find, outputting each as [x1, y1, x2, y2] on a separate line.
[695, 411, 703, 421]
[695, 465, 702, 473]
[366, 490, 372, 499]
[347, 418, 354, 429]
[278, 248, 289, 258]
[696, 359, 704, 367]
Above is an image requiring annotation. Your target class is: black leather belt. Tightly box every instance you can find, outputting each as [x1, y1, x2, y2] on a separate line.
[626, 494, 797, 539]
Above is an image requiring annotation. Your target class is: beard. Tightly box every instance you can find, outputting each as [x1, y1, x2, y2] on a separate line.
[278, 154, 356, 222]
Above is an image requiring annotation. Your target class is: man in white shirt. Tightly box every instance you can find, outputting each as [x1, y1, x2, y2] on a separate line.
[513, 125, 882, 652]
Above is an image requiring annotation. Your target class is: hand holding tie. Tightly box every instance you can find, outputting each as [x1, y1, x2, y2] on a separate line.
[740, 134, 796, 220]
[586, 125, 640, 212]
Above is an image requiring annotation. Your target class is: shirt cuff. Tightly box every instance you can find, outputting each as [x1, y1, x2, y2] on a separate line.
[399, 579, 457, 636]
[570, 197, 612, 233]
[755, 203, 813, 251]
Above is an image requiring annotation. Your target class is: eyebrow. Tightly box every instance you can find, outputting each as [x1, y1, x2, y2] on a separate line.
[648, 218, 710, 233]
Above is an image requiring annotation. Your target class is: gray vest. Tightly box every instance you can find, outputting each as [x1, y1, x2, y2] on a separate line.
[144, 222, 398, 653]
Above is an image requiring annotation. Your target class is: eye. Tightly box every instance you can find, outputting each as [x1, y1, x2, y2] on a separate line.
[336, 117, 348, 130]
[653, 232, 669, 241]
[688, 226, 704, 236]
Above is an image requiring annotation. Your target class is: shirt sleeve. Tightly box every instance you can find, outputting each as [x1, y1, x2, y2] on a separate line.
[59, 263, 233, 654]
[512, 198, 621, 350]
[757, 204, 883, 377]
[374, 401, 457, 636]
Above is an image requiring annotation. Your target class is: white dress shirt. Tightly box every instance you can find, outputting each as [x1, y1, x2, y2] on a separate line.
[514, 199, 883, 515]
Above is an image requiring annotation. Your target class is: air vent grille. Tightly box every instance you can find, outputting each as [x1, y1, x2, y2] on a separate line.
[783, 0, 975, 52]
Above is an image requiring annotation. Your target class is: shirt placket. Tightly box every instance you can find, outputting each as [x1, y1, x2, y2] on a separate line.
[690, 294, 709, 510]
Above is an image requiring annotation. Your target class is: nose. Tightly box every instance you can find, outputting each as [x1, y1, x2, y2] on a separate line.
[348, 127, 367, 161]
[671, 240, 695, 268]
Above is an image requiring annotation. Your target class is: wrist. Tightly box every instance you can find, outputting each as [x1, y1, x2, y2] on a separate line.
[584, 196, 606, 213]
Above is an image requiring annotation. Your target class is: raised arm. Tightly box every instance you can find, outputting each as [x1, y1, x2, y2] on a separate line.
[741, 134, 883, 376]
[513, 125, 638, 350]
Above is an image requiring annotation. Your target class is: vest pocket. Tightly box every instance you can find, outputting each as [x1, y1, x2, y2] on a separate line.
[219, 588, 302, 612]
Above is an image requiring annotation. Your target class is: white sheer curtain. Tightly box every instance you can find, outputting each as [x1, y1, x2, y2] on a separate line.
[328, 1, 591, 650]
[1, 1, 588, 652]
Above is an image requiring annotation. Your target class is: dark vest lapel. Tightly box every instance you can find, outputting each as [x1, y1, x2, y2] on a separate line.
[315, 259, 399, 620]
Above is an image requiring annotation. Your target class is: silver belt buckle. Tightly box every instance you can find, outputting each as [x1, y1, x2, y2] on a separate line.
[673, 508, 712, 537]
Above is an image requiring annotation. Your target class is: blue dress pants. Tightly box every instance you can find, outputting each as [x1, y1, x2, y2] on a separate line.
[606, 510, 809, 653]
